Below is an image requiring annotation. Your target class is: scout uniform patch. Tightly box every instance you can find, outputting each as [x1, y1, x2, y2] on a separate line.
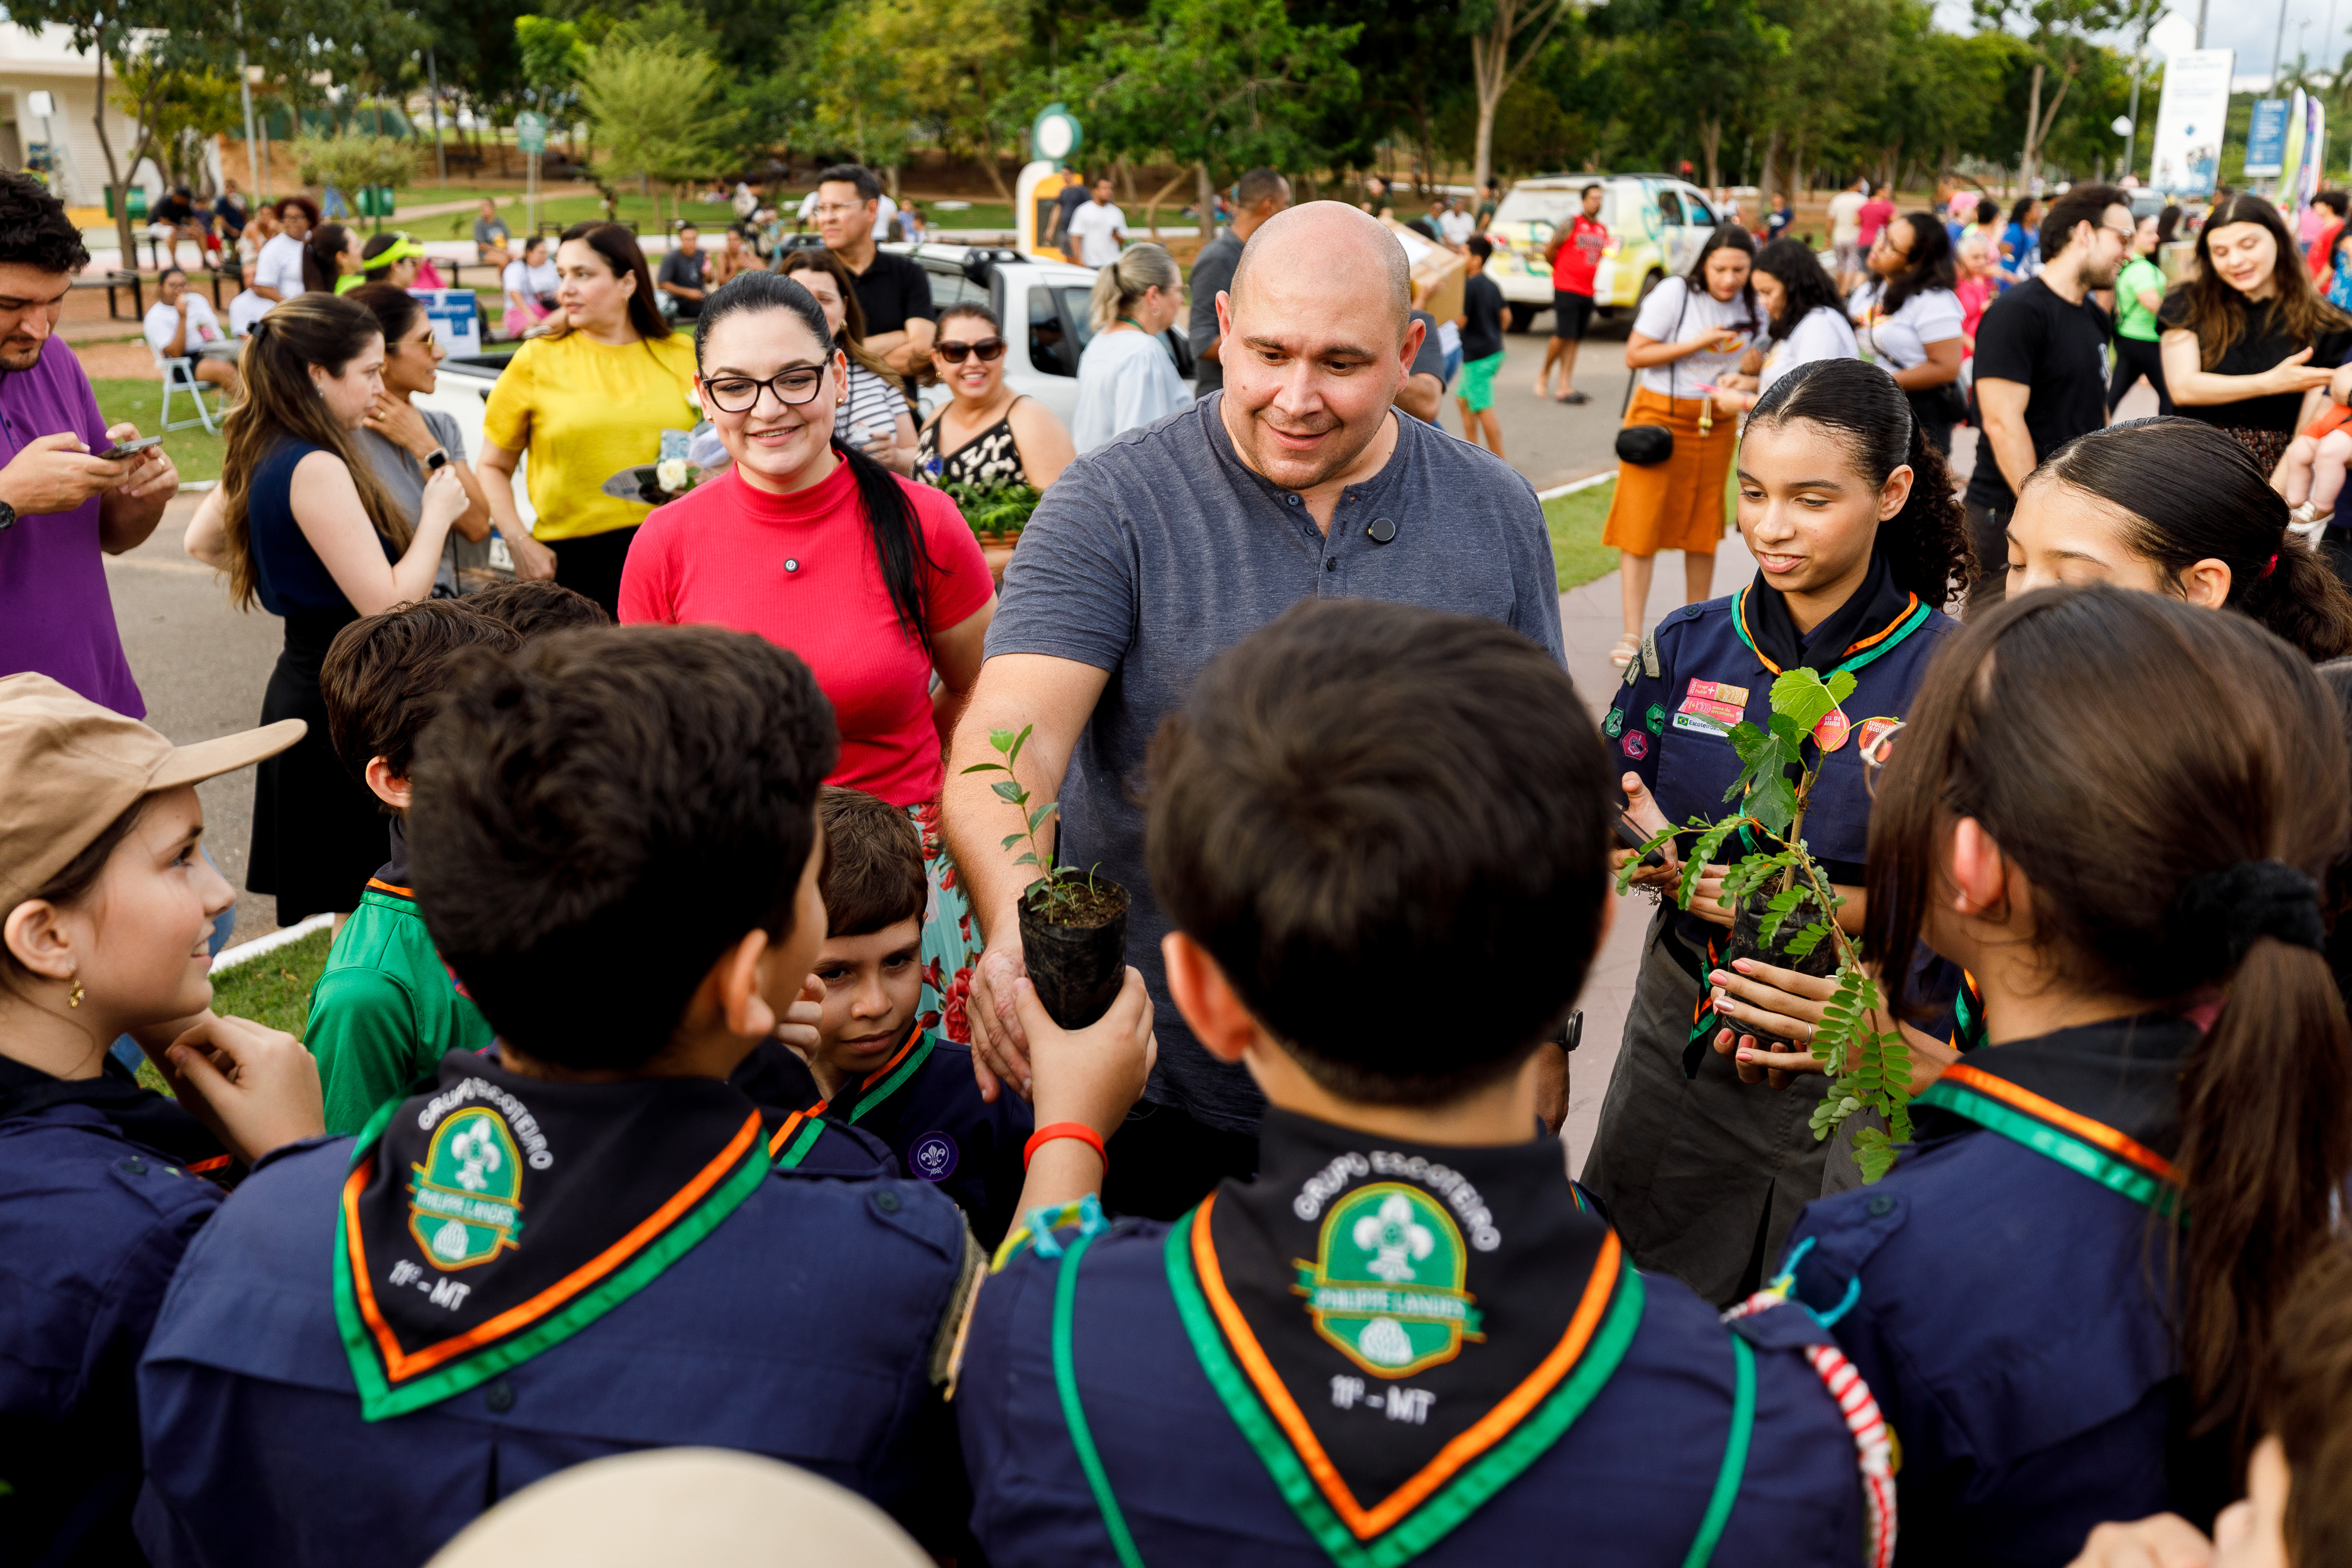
[1023, 1117, 1763, 1568]
[1298, 1184, 1484, 1376]
[334, 1057, 781, 1421]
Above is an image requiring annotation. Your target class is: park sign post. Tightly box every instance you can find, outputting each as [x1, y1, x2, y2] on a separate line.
[2246, 97, 2290, 179]
[517, 112, 547, 237]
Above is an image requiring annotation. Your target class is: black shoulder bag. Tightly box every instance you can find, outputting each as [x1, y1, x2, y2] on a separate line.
[1615, 279, 1688, 467]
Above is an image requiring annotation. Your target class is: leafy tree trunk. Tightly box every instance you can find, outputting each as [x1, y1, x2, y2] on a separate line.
[1195, 160, 1215, 238]
[93, 46, 135, 270]
[1468, 0, 1566, 193]
[2020, 62, 2044, 185]
[1140, 168, 1188, 237]
[1697, 114, 1723, 192]
[1759, 125, 1782, 203]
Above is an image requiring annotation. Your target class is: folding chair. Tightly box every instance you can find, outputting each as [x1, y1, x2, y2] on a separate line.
[152, 344, 223, 435]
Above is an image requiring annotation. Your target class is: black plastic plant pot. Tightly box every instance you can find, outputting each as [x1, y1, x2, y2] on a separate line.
[1018, 874, 1132, 1030]
[1720, 883, 1842, 1054]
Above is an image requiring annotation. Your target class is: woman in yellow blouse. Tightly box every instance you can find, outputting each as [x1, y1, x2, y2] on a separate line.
[477, 222, 700, 614]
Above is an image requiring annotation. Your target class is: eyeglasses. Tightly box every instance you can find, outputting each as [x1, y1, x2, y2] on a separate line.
[935, 337, 1006, 364]
[812, 202, 867, 219]
[701, 367, 827, 412]
[2099, 224, 2136, 242]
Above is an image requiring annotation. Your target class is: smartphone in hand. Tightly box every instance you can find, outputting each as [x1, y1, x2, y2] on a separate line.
[97, 435, 163, 461]
[1616, 813, 1668, 868]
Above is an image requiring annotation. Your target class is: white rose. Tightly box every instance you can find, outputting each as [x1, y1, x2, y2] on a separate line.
[656, 458, 690, 494]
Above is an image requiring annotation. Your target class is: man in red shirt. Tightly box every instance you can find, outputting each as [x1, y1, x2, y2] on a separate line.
[1536, 182, 1607, 404]
[1856, 184, 1895, 253]
[2308, 190, 2348, 280]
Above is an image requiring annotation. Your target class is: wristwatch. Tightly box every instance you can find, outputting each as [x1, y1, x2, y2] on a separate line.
[0, 497, 15, 533]
[423, 447, 449, 473]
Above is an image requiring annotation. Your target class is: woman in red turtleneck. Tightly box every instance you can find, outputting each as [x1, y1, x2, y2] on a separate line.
[621, 270, 994, 1037]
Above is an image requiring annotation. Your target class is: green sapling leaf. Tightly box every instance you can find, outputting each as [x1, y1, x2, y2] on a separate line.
[1029, 801, 1058, 833]
[988, 729, 1016, 755]
[1001, 832, 1026, 850]
[1826, 669, 1857, 705]
[961, 762, 1006, 775]
[1769, 668, 1841, 736]
[1008, 723, 1033, 766]
[991, 780, 1026, 803]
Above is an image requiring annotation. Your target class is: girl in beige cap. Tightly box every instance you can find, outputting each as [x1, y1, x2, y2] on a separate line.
[0, 672, 324, 1564]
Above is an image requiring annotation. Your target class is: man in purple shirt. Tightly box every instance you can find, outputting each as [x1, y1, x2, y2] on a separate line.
[0, 171, 179, 717]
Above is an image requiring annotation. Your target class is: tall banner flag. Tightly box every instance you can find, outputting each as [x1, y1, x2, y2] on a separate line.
[2150, 49, 2235, 195]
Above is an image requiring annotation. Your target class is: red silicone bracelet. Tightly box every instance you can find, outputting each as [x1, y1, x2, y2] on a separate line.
[1024, 1121, 1108, 1174]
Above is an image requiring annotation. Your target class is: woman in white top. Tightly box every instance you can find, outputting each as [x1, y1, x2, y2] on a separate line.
[1711, 237, 1859, 415]
[251, 196, 316, 306]
[500, 236, 558, 339]
[1601, 224, 1760, 667]
[142, 268, 240, 400]
[1071, 242, 1191, 455]
[1847, 211, 1967, 453]
[774, 247, 919, 475]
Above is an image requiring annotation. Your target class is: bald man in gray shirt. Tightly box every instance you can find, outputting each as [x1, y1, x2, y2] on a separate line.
[942, 202, 1565, 1219]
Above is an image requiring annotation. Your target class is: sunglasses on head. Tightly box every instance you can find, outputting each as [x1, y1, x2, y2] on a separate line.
[936, 337, 1007, 364]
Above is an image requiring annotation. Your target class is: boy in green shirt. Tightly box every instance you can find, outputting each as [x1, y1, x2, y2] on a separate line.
[306, 601, 520, 1132]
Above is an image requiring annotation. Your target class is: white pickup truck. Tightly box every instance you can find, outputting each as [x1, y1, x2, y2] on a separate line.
[420, 240, 1192, 524]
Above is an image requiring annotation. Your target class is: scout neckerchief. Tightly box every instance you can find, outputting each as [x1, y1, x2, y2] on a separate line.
[1951, 970, 1987, 1054]
[1913, 1013, 2196, 1216]
[334, 1054, 774, 1420]
[1046, 1110, 1757, 1568]
[0, 1051, 234, 1181]
[1734, 550, 1927, 679]
[761, 1023, 934, 1163]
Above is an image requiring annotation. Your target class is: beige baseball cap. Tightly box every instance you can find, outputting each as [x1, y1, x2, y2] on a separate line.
[424, 1449, 933, 1567]
[0, 673, 304, 904]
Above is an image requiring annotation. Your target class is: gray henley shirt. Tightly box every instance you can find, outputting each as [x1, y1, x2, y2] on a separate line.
[982, 392, 1565, 1133]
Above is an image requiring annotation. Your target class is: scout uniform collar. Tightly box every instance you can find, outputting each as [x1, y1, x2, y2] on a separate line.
[761, 1023, 934, 1163]
[367, 816, 415, 905]
[0, 1050, 233, 1179]
[334, 1052, 773, 1420]
[1163, 1108, 1649, 1565]
[1734, 550, 1927, 678]
[1913, 1011, 2197, 1214]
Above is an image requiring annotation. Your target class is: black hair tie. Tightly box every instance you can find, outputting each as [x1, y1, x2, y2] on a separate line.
[2166, 860, 2325, 975]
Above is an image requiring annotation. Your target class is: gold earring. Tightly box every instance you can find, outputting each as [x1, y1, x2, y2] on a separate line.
[67, 977, 84, 1008]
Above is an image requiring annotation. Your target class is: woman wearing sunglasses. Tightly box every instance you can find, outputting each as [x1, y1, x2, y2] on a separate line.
[619, 271, 994, 1040]
[775, 247, 918, 475]
[918, 302, 1075, 494]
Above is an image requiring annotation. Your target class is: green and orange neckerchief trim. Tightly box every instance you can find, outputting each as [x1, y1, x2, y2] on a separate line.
[1731, 587, 1931, 678]
[1915, 1060, 2180, 1217]
[763, 1023, 933, 1163]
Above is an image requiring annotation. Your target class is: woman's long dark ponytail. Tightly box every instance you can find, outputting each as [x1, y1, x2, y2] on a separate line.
[1867, 588, 2352, 1467]
[1748, 357, 1974, 608]
[695, 270, 942, 652]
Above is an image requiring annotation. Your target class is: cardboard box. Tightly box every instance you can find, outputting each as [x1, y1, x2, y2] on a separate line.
[1385, 218, 1465, 325]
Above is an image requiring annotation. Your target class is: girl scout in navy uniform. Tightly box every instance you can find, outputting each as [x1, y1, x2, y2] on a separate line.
[0, 677, 322, 1564]
[1583, 357, 1969, 1305]
[1774, 589, 2352, 1560]
[959, 604, 1894, 1568]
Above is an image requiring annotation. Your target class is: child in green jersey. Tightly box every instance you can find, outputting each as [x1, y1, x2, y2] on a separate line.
[305, 600, 520, 1131]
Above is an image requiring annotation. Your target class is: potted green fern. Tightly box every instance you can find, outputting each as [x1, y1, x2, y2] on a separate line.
[962, 724, 1130, 1029]
[1618, 667, 1915, 1181]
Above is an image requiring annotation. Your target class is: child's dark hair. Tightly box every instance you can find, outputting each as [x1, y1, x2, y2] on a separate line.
[321, 601, 521, 790]
[1751, 237, 1845, 341]
[1867, 586, 2352, 1459]
[410, 625, 839, 1069]
[816, 786, 925, 938]
[466, 578, 613, 640]
[1748, 357, 1974, 606]
[1147, 600, 1611, 1106]
[2267, 1240, 2352, 1562]
[695, 270, 945, 653]
[2029, 418, 2352, 661]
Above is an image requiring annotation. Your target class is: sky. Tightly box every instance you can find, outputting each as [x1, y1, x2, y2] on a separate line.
[1929, 0, 2344, 91]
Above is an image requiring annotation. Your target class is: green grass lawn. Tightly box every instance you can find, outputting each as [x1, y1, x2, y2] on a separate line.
[93, 377, 227, 484]
[209, 928, 333, 1036]
[1545, 480, 1620, 592]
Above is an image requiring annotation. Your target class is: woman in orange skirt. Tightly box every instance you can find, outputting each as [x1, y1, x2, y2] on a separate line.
[1604, 227, 1760, 667]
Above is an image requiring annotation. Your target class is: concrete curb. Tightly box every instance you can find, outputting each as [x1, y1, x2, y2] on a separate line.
[211, 913, 331, 975]
[1535, 471, 1616, 502]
